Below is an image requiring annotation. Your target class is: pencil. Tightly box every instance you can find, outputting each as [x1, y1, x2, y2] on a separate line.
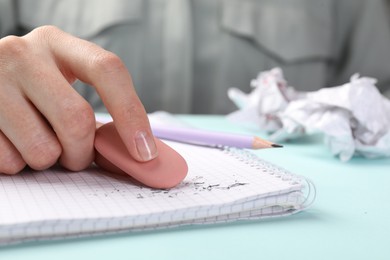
[151, 125, 283, 150]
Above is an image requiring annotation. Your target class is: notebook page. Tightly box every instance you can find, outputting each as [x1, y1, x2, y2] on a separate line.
[0, 141, 305, 242]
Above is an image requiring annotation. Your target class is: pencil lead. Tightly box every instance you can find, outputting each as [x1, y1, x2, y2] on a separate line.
[271, 143, 283, 148]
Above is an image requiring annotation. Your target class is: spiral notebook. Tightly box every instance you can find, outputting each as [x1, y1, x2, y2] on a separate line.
[0, 140, 315, 245]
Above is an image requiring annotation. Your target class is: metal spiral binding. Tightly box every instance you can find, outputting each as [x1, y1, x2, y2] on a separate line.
[222, 146, 317, 210]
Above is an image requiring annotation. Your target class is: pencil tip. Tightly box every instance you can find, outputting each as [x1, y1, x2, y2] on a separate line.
[271, 143, 283, 148]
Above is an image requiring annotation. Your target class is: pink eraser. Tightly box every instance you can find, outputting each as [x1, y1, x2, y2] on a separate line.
[94, 122, 188, 189]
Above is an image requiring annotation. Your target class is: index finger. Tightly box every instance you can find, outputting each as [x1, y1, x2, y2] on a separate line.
[33, 26, 158, 162]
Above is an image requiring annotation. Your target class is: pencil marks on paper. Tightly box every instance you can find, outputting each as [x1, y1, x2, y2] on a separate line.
[88, 175, 249, 199]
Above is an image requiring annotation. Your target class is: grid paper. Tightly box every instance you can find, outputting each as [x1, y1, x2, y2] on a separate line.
[0, 141, 308, 244]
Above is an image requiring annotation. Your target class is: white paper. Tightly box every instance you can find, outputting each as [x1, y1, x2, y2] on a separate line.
[228, 69, 390, 161]
[228, 68, 306, 132]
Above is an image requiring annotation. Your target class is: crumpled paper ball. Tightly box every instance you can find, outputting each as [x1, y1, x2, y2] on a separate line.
[227, 68, 390, 161]
[228, 67, 306, 132]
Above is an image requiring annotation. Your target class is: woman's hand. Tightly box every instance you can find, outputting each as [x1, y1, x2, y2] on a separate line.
[0, 26, 157, 174]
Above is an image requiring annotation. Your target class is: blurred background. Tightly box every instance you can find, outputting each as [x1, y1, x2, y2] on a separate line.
[1, 0, 390, 114]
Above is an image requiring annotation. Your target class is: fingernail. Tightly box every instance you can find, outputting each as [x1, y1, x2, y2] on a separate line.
[135, 131, 158, 161]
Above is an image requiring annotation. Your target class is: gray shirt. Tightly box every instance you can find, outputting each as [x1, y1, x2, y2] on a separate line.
[1, 0, 390, 114]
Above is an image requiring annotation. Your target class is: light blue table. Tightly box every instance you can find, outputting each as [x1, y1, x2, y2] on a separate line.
[1, 115, 389, 260]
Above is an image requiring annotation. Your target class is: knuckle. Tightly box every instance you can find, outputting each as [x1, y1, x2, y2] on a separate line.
[26, 26, 63, 48]
[61, 101, 95, 140]
[113, 101, 148, 131]
[29, 25, 61, 39]
[115, 102, 141, 122]
[0, 35, 28, 60]
[90, 50, 126, 75]
[25, 137, 61, 170]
